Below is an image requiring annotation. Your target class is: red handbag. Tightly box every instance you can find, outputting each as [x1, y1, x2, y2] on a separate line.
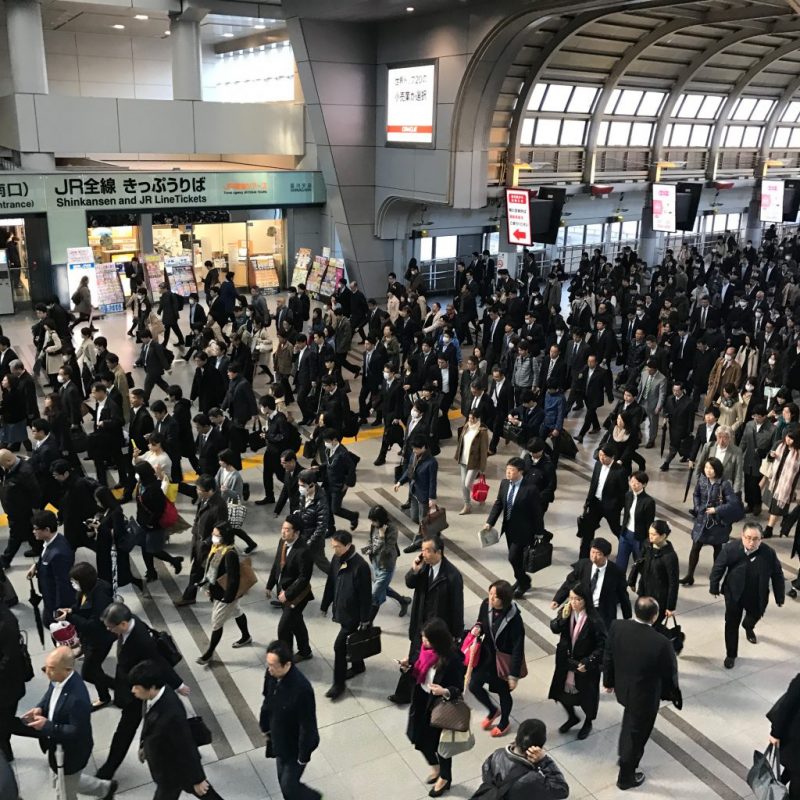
[460, 630, 482, 667]
[471, 474, 489, 504]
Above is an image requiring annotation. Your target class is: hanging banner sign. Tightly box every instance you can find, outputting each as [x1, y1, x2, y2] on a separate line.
[505, 189, 533, 246]
[652, 183, 677, 233]
[761, 179, 784, 223]
[386, 62, 436, 145]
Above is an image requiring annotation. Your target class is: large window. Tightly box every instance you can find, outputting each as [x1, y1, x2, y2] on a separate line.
[595, 88, 665, 148]
[772, 98, 800, 148]
[210, 42, 295, 103]
[663, 93, 724, 148]
[520, 82, 599, 148]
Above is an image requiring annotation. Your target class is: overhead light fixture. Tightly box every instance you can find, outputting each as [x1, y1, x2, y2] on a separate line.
[134, 14, 149, 21]
[112, 23, 125, 29]
[406, 6, 415, 11]
[254, 24, 266, 29]
[223, 33, 234, 38]
[164, 30, 171, 35]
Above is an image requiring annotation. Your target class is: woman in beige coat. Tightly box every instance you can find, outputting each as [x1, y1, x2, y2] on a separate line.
[454, 410, 489, 514]
[42, 318, 64, 388]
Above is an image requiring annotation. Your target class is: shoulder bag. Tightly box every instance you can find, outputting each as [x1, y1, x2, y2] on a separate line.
[346, 626, 382, 661]
[218, 555, 258, 600]
[148, 626, 183, 667]
[431, 694, 471, 733]
[746, 744, 788, 800]
[420, 507, 448, 537]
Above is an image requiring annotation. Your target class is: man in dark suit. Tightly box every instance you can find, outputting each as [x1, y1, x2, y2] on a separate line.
[522, 438, 557, 513]
[689, 406, 720, 464]
[357, 338, 386, 424]
[275, 450, 304, 516]
[222, 362, 258, 427]
[319, 429, 359, 531]
[0, 449, 43, 568]
[389, 534, 464, 705]
[483, 457, 543, 598]
[258, 395, 291, 505]
[579, 443, 626, 559]
[690, 295, 720, 336]
[190, 352, 225, 414]
[58, 365, 85, 428]
[710, 523, 785, 669]
[374, 363, 404, 465]
[128, 661, 222, 800]
[137, 329, 171, 402]
[122, 388, 154, 497]
[149, 400, 182, 483]
[466, 379, 494, 428]
[267, 515, 314, 662]
[603, 596, 681, 790]
[320, 531, 372, 700]
[660, 381, 695, 470]
[590, 318, 617, 366]
[29, 419, 61, 506]
[670, 325, 696, 384]
[481, 306, 505, 366]
[0, 338, 17, 380]
[19, 647, 117, 799]
[366, 299, 388, 340]
[551, 536, 632, 630]
[538, 345, 568, 394]
[209, 408, 242, 470]
[0, 601, 26, 763]
[394, 435, 438, 550]
[294, 335, 318, 425]
[574, 355, 613, 443]
[617, 472, 657, 575]
[96, 603, 188, 780]
[487, 365, 514, 454]
[349, 282, 369, 342]
[27, 510, 73, 627]
[260, 640, 321, 800]
[191, 413, 224, 477]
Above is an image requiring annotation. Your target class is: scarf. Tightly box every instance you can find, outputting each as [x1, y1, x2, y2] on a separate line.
[771, 443, 800, 508]
[564, 611, 588, 693]
[412, 644, 439, 685]
[204, 544, 232, 585]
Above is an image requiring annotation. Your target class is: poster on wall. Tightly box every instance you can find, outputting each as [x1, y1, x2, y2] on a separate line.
[66, 247, 97, 306]
[505, 189, 532, 246]
[250, 255, 280, 293]
[319, 258, 342, 298]
[164, 255, 198, 297]
[94, 262, 125, 314]
[306, 256, 329, 295]
[144, 254, 165, 299]
[386, 62, 436, 145]
[294, 247, 313, 285]
[761, 179, 785, 223]
[652, 183, 677, 233]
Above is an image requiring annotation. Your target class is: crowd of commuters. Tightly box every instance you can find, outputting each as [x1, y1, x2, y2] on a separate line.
[0, 238, 798, 799]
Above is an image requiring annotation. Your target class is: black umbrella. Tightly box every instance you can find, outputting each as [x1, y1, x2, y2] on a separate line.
[660, 423, 667, 458]
[28, 577, 45, 646]
[683, 463, 695, 503]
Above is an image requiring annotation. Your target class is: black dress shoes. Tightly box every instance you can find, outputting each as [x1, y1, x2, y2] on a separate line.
[617, 772, 645, 790]
[403, 538, 422, 553]
[724, 656, 736, 669]
[745, 628, 758, 644]
[325, 684, 345, 700]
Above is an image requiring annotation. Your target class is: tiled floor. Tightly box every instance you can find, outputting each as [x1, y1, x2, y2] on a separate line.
[3, 300, 795, 800]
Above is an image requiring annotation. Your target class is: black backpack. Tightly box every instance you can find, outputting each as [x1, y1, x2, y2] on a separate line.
[174, 293, 185, 312]
[285, 424, 301, 454]
[345, 451, 360, 487]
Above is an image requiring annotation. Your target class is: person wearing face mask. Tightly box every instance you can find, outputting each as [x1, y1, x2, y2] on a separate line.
[710, 522, 785, 669]
[627, 520, 679, 629]
[454, 410, 489, 515]
[357, 337, 386, 426]
[55, 562, 115, 709]
[759, 349, 783, 405]
[373, 362, 404, 465]
[706, 346, 742, 405]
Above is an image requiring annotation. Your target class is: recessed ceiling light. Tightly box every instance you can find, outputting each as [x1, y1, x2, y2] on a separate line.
[112, 23, 125, 29]
[164, 30, 171, 35]
[254, 24, 266, 29]
[223, 33, 234, 38]
[134, 14, 149, 20]
[406, 6, 415, 11]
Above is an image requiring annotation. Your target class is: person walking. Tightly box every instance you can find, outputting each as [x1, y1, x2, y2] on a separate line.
[18, 647, 117, 800]
[660, 380, 695, 470]
[95, 603, 189, 780]
[297, 470, 332, 576]
[603, 596, 681, 790]
[454, 410, 489, 515]
[27, 509, 74, 626]
[616, 471, 656, 576]
[740, 404, 774, 515]
[468, 580, 526, 739]
[400, 617, 466, 798]
[710, 521, 785, 669]
[0, 601, 26, 764]
[394, 434, 439, 546]
[138, 330, 171, 403]
[259, 639, 322, 800]
[763, 428, 800, 539]
[693, 425, 745, 496]
[0, 448, 42, 568]
[548, 583, 606, 741]
[483, 457, 544, 598]
[362, 504, 411, 621]
[767, 672, 800, 799]
[627, 520, 679, 629]
[266, 514, 314, 663]
[319, 531, 372, 700]
[157, 282, 185, 348]
[550, 537, 631, 635]
[196, 522, 252, 665]
[128, 660, 224, 800]
[319, 429, 360, 532]
[475, 719, 569, 800]
[682, 457, 743, 586]
[578, 443, 626, 559]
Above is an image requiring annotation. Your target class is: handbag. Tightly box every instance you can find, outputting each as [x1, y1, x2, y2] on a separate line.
[346, 626, 382, 661]
[430, 695, 471, 732]
[188, 716, 213, 747]
[164, 482, 179, 503]
[437, 728, 475, 759]
[471, 474, 489, 504]
[218, 556, 257, 599]
[147, 626, 183, 666]
[49, 621, 80, 649]
[68, 426, 89, 454]
[479, 526, 500, 547]
[663, 614, 686, 655]
[460, 631, 482, 667]
[114, 518, 137, 554]
[227, 499, 248, 527]
[495, 651, 529, 680]
[302, 439, 317, 460]
[502, 421, 524, 444]
[760, 457, 775, 481]
[159, 499, 178, 529]
[248, 420, 265, 452]
[747, 744, 788, 800]
[420, 507, 448, 537]
[524, 535, 553, 573]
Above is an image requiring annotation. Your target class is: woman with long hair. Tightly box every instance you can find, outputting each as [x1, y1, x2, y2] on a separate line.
[454, 410, 489, 515]
[765, 428, 800, 539]
[469, 580, 526, 739]
[599, 410, 640, 475]
[92, 486, 139, 590]
[681, 457, 740, 586]
[363, 504, 411, 621]
[548, 582, 606, 740]
[196, 522, 252, 665]
[736, 332, 759, 378]
[401, 617, 466, 797]
[628, 520, 679, 628]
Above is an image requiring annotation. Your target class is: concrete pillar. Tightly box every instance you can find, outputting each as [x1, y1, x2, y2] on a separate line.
[639, 193, 659, 268]
[6, 0, 48, 94]
[170, 18, 203, 101]
[745, 189, 763, 248]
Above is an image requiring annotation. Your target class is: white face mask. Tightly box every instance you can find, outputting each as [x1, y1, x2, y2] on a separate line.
[746, 383, 755, 392]
[383, 372, 391, 381]
[299, 485, 308, 497]
[189, 299, 197, 306]
[70, 580, 80, 591]
[211, 534, 221, 545]
[724, 354, 732, 362]
[770, 358, 776, 366]
[411, 410, 421, 420]
[57, 375, 66, 384]
[442, 336, 451, 344]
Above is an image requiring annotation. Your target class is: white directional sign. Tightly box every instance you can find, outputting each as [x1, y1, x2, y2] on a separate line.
[505, 188, 533, 246]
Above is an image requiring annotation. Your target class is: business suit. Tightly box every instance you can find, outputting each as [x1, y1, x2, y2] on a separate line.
[397, 450, 438, 526]
[710, 539, 785, 659]
[140, 686, 218, 800]
[538, 354, 568, 393]
[260, 664, 321, 800]
[89, 397, 125, 487]
[29, 434, 61, 505]
[194, 426, 224, 478]
[261, 411, 291, 502]
[575, 364, 613, 439]
[59, 379, 84, 428]
[486, 478, 543, 593]
[694, 442, 745, 495]
[0, 604, 26, 762]
[617, 489, 657, 575]
[275, 460, 303, 516]
[139, 340, 170, 401]
[768, 673, 800, 797]
[267, 538, 314, 658]
[358, 347, 386, 422]
[294, 345, 318, 423]
[190, 363, 225, 413]
[35, 534, 75, 626]
[487, 377, 514, 452]
[96, 616, 183, 779]
[637, 368, 667, 447]
[319, 443, 358, 528]
[581, 461, 626, 558]
[603, 618, 680, 787]
[670, 334, 696, 383]
[661, 391, 695, 467]
[26, 671, 114, 800]
[552, 558, 632, 631]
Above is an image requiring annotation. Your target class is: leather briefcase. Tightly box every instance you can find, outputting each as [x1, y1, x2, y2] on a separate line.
[346, 626, 382, 661]
[524, 536, 553, 573]
[421, 507, 449, 537]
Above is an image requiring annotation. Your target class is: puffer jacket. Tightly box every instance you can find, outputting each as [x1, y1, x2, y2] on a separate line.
[477, 746, 569, 800]
[299, 486, 331, 546]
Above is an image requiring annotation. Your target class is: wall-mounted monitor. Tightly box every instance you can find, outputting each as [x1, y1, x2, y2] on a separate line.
[652, 184, 677, 233]
[386, 61, 437, 147]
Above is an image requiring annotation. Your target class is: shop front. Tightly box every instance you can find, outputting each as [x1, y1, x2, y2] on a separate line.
[0, 170, 325, 313]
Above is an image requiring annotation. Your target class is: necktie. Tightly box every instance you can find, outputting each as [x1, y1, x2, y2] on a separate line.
[701, 308, 707, 328]
[142, 344, 149, 362]
[505, 482, 518, 519]
[280, 541, 287, 569]
[547, 359, 555, 378]
[573, 343, 578, 359]
[642, 376, 651, 400]
[590, 567, 599, 596]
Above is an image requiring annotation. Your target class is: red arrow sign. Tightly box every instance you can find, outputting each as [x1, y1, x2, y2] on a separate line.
[512, 229, 527, 240]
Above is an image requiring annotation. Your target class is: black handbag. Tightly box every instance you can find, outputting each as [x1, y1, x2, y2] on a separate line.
[188, 716, 213, 747]
[524, 535, 553, 573]
[69, 426, 89, 454]
[248, 420, 265, 452]
[147, 626, 183, 666]
[502, 421, 524, 444]
[663, 614, 685, 655]
[346, 626, 382, 661]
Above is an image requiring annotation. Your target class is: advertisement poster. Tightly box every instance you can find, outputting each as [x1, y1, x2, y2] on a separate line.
[761, 179, 784, 224]
[294, 247, 313, 285]
[386, 62, 436, 145]
[144, 254, 165, 299]
[319, 258, 341, 298]
[306, 256, 329, 295]
[505, 189, 532, 246]
[66, 247, 97, 304]
[652, 183, 677, 233]
[250, 255, 280, 293]
[94, 262, 125, 314]
[164, 255, 198, 297]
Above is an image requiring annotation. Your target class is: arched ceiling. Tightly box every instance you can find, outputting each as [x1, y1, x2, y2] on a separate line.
[490, 0, 800, 185]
